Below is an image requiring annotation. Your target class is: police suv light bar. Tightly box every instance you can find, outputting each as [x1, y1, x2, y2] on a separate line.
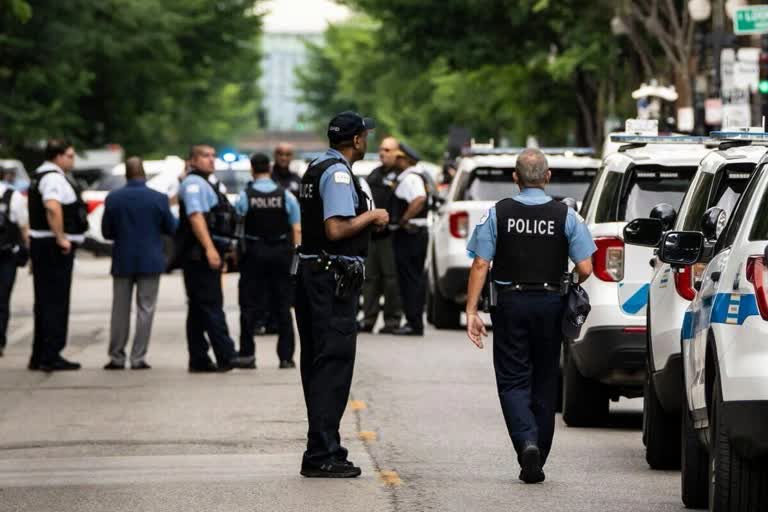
[539, 147, 596, 157]
[610, 134, 714, 145]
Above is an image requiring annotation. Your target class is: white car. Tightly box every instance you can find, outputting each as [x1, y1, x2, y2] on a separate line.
[428, 147, 601, 329]
[624, 143, 765, 470]
[659, 131, 768, 511]
[563, 136, 713, 427]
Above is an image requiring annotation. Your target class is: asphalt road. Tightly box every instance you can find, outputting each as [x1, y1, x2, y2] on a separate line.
[0, 257, 687, 512]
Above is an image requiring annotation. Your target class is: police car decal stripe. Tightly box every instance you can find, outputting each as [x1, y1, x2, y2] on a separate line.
[710, 293, 758, 326]
[621, 284, 650, 315]
[681, 310, 694, 340]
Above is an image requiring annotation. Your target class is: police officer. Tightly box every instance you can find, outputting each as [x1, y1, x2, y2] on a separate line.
[177, 144, 251, 373]
[28, 139, 88, 371]
[358, 136, 402, 334]
[465, 148, 596, 484]
[296, 111, 389, 478]
[389, 142, 429, 336]
[236, 152, 301, 369]
[272, 142, 302, 195]
[0, 166, 28, 358]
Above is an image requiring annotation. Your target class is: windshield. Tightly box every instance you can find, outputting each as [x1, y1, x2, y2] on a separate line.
[214, 169, 251, 195]
[454, 167, 596, 202]
[681, 164, 753, 231]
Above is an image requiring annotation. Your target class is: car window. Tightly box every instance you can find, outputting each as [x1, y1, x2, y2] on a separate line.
[681, 164, 752, 231]
[749, 183, 768, 240]
[618, 166, 696, 222]
[718, 164, 765, 249]
[454, 166, 595, 202]
[593, 171, 622, 222]
[579, 165, 603, 216]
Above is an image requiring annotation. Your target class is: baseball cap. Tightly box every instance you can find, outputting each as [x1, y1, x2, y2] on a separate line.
[327, 111, 376, 143]
[562, 284, 591, 340]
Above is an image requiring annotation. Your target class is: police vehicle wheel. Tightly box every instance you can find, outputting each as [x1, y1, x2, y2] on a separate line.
[681, 389, 708, 509]
[562, 349, 609, 427]
[709, 378, 768, 512]
[644, 374, 681, 470]
[431, 284, 461, 330]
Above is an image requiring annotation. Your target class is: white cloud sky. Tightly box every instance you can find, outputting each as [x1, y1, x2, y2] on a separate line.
[260, 0, 351, 33]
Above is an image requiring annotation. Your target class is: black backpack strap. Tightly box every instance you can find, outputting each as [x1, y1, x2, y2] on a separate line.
[1, 188, 13, 208]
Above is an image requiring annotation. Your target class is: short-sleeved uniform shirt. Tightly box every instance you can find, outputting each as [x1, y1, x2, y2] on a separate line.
[179, 172, 218, 215]
[29, 162, 84, 242]
[394, 166, 428, 227]
[235, 177, 300, 224]
[466, 187, 596, 284]
[0, 182, 28, 228]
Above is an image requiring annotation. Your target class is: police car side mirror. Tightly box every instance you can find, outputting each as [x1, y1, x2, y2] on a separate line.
[658, 231, 704, 267]
[649, 203, 677, 231]
[702, 207, 727, 242]
[561, 197, 578, 210]
[623, 218, 664, 247]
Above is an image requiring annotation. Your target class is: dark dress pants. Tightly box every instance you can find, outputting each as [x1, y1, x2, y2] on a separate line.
[490, 290, 564, 466]
[393, 229, 428, 331]
[0, 254, 17, 349]
[361, 236, 402, 329]
[30, 238, 75, 366]
[182, 260, 237, 367]
[238, 241, 295, 362]
[295, 261, 358, 464]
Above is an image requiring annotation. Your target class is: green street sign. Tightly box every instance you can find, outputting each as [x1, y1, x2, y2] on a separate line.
[734, 6, 768, 35]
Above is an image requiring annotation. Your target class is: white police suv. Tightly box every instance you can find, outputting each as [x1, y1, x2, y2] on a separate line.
[624, 142, 764, 470]
[427, 145, 600, 329]
[562, 130, 712, 427]
[655, 130, 768, 511]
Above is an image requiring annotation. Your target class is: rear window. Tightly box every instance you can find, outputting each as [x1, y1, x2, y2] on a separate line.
[749, 170, 768, 241]
[594, 166, 696, 223]
[681, 164, 753, 231]
[454, 166, 596, 202]
[719, 164, 765, 248]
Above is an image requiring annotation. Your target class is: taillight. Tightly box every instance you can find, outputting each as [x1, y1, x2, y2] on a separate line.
[746, 256, 768, 320]
[593, 237, 624, 282]
[86, 199, 104, 214]
[449, 211, 469, 238]
[674, 263, 706, 301]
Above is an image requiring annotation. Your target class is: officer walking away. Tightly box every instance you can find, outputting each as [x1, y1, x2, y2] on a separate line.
[28, 139, 88, 371]
[236, 152, 301, 369]
[358, 136, 402, 334]
[0, 167, 28, 357]
[296, 111, 389, 478]
[465, 148, 595, 483]
[389, 142, 429, 336]
[102, 157, 177, 370]
[176, 144, 251, 372]
[272, 142, 302, 195]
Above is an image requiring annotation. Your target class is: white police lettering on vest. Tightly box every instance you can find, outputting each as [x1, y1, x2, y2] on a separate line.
[250, 196, 283, 209]
[507, 218, 556, 236]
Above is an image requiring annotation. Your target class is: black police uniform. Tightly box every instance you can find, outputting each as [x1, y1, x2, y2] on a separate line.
[0, 188, 23, 356]
[238, 182, 295, 365]
[177, 170, 240, 371]
[28, 170, 88, 369]
[272, 166, 302, 195]
[296, 156, 370, 468]
[491, 198, 568, 467]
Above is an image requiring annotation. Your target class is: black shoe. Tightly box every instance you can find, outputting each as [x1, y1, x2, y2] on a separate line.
[40, 358, 81, 372]
[391, 324, 423, 336]
[28, 360, 41, 371]
[300, 460, 361, 478]
[254, 326, 267, 336]
[103, 361, 125, 370]
[188, 360, 218, 373]
[518, 442, 545, 484]
[0, 346, 4, 357]
[357, 321, 374, 333]
[226, 356, 255, 370]
[279, 360, 296, 369]
[377, 325, 399, 334]
[131, 361, 152, 370]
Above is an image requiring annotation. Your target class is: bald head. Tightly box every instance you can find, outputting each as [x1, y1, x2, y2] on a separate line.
[514, 149, 550, 188]
[378, 136, 399, 168]
[274, 142, 294, 170]
[125, 157, 145, 180]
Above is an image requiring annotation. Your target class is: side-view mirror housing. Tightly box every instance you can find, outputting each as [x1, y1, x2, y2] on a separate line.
[702, 207, 727, 241]
[624, 218, 664, 247]
[658, 231, 704, 266]
[649, 203, 677, 231]
[561, 197, 578, 210]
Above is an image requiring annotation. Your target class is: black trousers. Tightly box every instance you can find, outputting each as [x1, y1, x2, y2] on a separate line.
[393, 229, 428, 330]
[238, 241, 295, 362]
[490, 290, 564, 466]
[295, 261, 358, 464]
[182, 261, 237, 367]
[30, 238, 75, 365]
[0, 254, 17, 349]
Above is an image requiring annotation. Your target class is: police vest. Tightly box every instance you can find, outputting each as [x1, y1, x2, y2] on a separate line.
[389, 171, 429, 225]
[0, 189, 20, 253]
[177, 171, 237, 259]
[366, 166, 396, 239]
[299, 157, 370, 258]
[493, 198, 569, 284]
[28, 170, 89, 235]
[243, 184, 291, 240]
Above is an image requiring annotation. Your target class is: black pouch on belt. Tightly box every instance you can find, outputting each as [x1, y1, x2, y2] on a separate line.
[333, 259, 365, 299]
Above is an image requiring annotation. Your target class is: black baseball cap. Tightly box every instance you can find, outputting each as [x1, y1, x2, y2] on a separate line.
[396, 142, 422, 163]
[327, 111, 376, 143]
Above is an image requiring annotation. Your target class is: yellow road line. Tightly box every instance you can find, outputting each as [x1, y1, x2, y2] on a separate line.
[379, 470, 401, 487]
[358, 431, 377, 442]
[348, 400, 367, 411]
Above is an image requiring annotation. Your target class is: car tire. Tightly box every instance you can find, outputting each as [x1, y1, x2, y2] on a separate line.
[431, 283, 461, 330]
[681, 394, 708, 508]
[709, 378, 768, 511]
[644, 374, 681, 469]
[562, 348, 609, 427]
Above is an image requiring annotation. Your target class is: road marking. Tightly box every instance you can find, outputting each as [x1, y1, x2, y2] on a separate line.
[358, 431, 377, 442]
[348, 400, 367, 411]
[378, 470, 401, 487]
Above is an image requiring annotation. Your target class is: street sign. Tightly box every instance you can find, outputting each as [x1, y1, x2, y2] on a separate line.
[734, 6, 768, 35]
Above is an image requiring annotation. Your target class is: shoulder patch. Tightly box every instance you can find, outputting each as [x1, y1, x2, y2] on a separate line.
[333, 171, 351, 184]
[186, 184, 200, 193]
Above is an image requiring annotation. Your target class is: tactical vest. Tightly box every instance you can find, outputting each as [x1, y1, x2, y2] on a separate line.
[28, 170, 89, 235]
[0, 189, 20, 253]
[299, 157, 370, 258]
[389, 170, 429, 226]
[493, 198, 569, 284]
[177, 171, 237, 260]
[243, 184, 291, 240]
[366, 166, 396, 239]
